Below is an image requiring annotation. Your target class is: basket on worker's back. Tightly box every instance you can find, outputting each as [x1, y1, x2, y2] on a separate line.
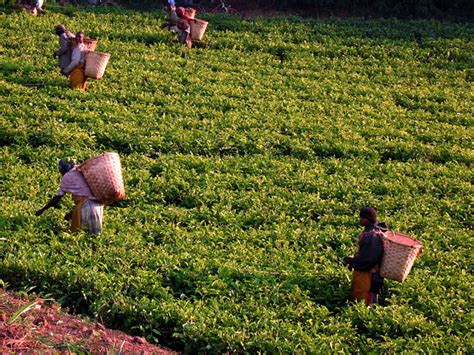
[380, 232, 422, 282]
[190, 18, 208, 40]
[84, 38, 98, 51]
[85, 51, 111, 79]
[185, 7, 196, 18]
[79, 153, 125, 205]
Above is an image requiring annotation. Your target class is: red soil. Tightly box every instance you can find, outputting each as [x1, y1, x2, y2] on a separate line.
[0, 290, 175, 354]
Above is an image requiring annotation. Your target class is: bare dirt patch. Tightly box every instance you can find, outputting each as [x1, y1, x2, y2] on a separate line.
[0, 290, 175, 353]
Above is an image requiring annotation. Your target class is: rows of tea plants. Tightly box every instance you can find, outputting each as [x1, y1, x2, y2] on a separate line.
[1, 4, 472, 352]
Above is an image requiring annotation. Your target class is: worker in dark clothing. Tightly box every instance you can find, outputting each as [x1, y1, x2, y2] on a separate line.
[344, 208, 387, 305]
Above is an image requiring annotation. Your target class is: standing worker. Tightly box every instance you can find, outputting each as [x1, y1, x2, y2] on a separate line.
[62, 31, 88, 90]
[35, 159, 104, 235]
[53, 24, 75, 74]
[175, 7, 192, 48]
[344, 208, 386, 305]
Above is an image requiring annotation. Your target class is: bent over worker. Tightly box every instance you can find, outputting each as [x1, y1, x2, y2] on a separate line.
[36, 159, 104, 235]
[344, 208, 386, 305]
[62, 31, 88, 90]
[162, 3, 179, 31]
[18, 0, 44, 15]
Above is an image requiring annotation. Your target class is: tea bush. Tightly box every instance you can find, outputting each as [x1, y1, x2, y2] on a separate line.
[0, 4, 472, 352]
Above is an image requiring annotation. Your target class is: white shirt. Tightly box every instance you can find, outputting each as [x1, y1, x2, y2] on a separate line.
[63, 43, 88, 75]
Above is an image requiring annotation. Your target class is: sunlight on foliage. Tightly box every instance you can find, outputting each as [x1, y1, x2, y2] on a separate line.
[0, 4, 472, 352]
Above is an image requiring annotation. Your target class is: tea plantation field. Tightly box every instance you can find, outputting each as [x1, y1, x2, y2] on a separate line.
[1, 4, 473, 352]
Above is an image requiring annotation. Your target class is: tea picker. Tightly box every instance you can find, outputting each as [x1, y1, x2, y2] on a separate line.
[163, 2, 208, 48]
[36, 153, 125, 235]
[162, 0, 179, 32]
[36, 159, 105, 235]
[53, 24, 75, 75]
[344, 208, 422, 306]
[176, 6, 193, 48]
[18, 0, 45, 15]
[344, 208, 386, 305]
[61, 32, 89, 89]
[60, 31, 110, 90]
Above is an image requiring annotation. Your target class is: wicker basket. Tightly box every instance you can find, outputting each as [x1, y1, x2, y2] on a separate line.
[190, 18, 208, 40]
[79, 153, 125, 205]
[380, 232, 422, 282]
[185, 7, 197, 19]
[85, 51, 111, 79]
[84, 38, 98, 51]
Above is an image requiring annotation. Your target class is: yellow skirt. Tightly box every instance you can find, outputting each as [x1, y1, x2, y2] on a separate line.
[351, 270, 372, 303]
[69, 63, 87, 90]
[71, 196, 87, 233]
[70, 196, 104, 234]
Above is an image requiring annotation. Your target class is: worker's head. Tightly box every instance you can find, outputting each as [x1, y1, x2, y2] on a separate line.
[176, 7, 185, 17]
[58, 159, 74, 175]
[55, 24, 67, 36]
[75, 31, 85, 44]
[360, 207, 377, 226]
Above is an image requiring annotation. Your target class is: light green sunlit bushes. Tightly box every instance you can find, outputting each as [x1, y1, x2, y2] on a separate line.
[0, 4, 472, 352]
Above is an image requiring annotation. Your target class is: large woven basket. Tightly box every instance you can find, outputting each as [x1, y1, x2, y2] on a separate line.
[84, 38, 98, 51]
[79, 153, 125, 205]
[380, 232, 422, 282]
[185, 7, 197, 19]
[85, 51, 111, 80]
[190, 18, 208, 40]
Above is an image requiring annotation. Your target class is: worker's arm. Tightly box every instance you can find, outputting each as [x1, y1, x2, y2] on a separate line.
[35, 194, 63, 216]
